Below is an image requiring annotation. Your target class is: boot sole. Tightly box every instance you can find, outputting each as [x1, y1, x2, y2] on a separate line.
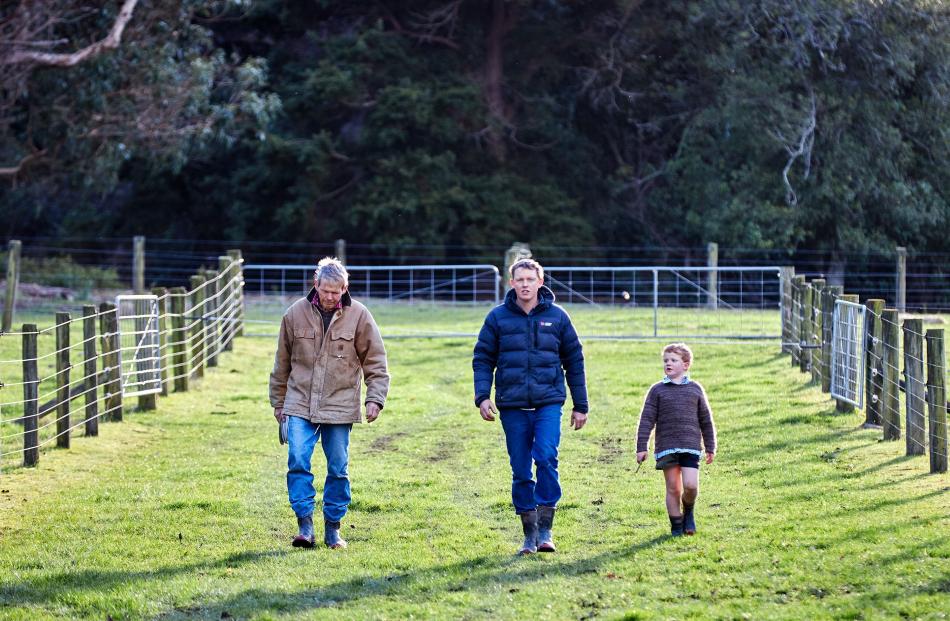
[538, 544, 556, 552]
[292, 537, 315, 548]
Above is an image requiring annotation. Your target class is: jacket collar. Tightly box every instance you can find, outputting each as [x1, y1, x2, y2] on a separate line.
[504, 285, 555, 315]
[306, 287, 353, 310]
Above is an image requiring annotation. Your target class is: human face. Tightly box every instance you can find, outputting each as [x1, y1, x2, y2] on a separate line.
[663, 352, 689, 382]
[315, 278, 347, 312]
[509, 267, 542, 306]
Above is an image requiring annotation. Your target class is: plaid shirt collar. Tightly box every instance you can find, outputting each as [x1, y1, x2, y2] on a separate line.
[662, 374, 690, 385]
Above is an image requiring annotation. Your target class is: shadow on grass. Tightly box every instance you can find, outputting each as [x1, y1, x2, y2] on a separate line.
[159, 535, 670, 618]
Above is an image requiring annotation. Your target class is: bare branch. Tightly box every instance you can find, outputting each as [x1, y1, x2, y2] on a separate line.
[2, 0, 139, 67]
[0, 148, 46, 178]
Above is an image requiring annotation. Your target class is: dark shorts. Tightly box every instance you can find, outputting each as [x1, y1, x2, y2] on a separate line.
[655, 452, 700, 470]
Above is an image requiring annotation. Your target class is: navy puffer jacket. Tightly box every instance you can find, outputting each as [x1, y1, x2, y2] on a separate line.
[473, 286, 588, 413]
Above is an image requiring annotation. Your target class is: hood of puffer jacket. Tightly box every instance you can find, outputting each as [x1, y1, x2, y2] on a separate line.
[503, 285, 555, 314]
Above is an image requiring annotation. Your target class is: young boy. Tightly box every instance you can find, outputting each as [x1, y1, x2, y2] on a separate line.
[636, 343, 716, 536]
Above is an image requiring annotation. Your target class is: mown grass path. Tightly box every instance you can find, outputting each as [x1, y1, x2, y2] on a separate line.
[0, 311, 947, 620]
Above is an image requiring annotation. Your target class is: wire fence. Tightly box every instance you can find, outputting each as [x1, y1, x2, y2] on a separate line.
[781, 271, 948, 473]
[0, 254, 245, 472]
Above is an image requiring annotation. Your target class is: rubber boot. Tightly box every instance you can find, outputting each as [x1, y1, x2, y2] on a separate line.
[324, 519, 347, 549]
[518, 510, 539, 555]
[683, 503, 696, 535]
[669, 515, 684, 537]
[537, 506, 556, 552]
[292, 515, 315, 548]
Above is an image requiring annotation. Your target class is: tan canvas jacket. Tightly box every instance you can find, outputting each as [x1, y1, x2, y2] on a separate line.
[269, 289, 389, 424]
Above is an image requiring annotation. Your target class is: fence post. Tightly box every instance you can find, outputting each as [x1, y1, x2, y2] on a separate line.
[925, 329, 947, 473]
[218, 256, 234, 352]
[335, 239, 347, 265]
[204, 270, 220, 368]
[22, 323, 38, 466]
[896, 246, 906, 313]
[136, 297, 157, 412]
[152, 287, 169, 396]
[133, 236, 145, 293]
[169, 288, 189, 392]
[82, 305, 99, 437]
[835, 293, 860, 413]
[810, 279, 825, 383]
[902, 318, 925, 456]
[881, 308, 901, 441]
[55, 312, 71, 448]
[791, 276, 805, 367]
[99, 302, 122, 422]
[190, 275, 206, 379]
[780, 266, 794, 354]
[706, 242, 718, 310]
[820, 285, 841, 393]
[864, 298, 885, 428]
[227, 250, 244, 337]
[2, 240, 21, 332]
[799, 283, 813, 375]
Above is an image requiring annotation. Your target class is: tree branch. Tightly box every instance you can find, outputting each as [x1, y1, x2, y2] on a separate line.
[0, 149, 46, 178]
[2, 0, 139, 67]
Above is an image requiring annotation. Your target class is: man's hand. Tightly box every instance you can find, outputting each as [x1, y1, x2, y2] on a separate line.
[705, 452, 715, 465]
[366, 402, 381, 423]
[479, 399, 498, 422]
[636, 451, 647, 464]
[569, 410, 588, 431]
[274, 407, 285, 423]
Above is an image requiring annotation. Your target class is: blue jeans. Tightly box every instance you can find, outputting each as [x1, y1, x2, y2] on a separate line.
[499, 404, 562, 513]
[286, 416, 351, 522]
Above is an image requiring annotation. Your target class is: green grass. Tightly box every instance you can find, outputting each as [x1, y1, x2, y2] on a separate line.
[0, 306, 948, 620]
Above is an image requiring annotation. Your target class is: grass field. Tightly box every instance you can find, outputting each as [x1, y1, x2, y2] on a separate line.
[0, 305, 947, 620]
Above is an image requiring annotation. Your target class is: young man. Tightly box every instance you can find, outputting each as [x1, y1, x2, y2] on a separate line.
[473, 258, 589, 555]
[269, 257, 390, 549]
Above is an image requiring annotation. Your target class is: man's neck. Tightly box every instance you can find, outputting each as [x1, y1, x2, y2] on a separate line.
[516, 298, 538, 314]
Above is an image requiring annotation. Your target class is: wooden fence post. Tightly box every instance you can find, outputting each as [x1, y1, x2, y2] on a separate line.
[864, 299, 885, 428]
[152, 287, 169, 396]
[925, 329, 947, 473]
[800, 283, 813, 375]
[133, 235, 145, 293]
[902, 318, 925, 456]
[22, 323, 38, 466]
[204, 269, 220, 368]
[881, 308, 901, 441]
[810, 279, 825, 383]
[707, 242, 718, 310]
[82, 305, 99, 437]
[896, 246, 907, 313]
[835, 293, 860, 413]
[99, 302, 122, 422]
[2, 240, 21, 332]
[780, 266, 794, 355]
[136, 297, 157, 412]
[169, 288, 189, 392]
[227, 250, 244, 337]
[820, 285, 841, 393]
[190, 275, 206, 379]
[55, 312, 71, 448]
[791, 276, 805, 367]
[218, 256, 234, 352]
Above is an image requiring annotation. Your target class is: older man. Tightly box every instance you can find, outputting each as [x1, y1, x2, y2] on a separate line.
[473, 258, 589, 555]
[270, 257, 389, 549]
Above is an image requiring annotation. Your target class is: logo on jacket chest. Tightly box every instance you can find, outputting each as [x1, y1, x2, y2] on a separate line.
[539, 321, 553, 327]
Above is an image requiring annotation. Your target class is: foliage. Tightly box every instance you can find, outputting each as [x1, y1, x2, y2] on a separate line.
[0, 251, 122, 290]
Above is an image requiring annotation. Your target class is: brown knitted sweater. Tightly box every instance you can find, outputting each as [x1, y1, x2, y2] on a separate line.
[636, 380, 717, 455]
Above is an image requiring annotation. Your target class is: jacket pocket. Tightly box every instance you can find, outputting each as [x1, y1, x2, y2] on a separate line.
[323, 331, 360, 408]
[291, 328, 316, 365]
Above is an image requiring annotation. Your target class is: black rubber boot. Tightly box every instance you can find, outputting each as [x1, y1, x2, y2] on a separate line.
[669, 515, 685, 537]
[324, 519, 347, 549]
[518, 510, 539, 555]
[683, 503, 696, 535]
[292, 515, 315, 548]
[537, 506, 556, 552]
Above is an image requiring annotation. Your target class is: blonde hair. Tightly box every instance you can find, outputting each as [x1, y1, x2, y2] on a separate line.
[314, 257, 348, 286]
[662, 342, 693, 365]
[509, 258, 544, 280]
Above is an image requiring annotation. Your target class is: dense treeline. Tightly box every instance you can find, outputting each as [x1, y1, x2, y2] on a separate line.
[2, 1, 948, 267]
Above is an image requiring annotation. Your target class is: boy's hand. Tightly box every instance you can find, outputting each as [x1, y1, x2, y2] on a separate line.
[705, 452, 715, 465]
[479, 399, 498, 421]
[636, 451, 647, 464]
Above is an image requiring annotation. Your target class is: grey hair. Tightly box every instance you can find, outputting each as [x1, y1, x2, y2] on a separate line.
[314, 257, 349, 286]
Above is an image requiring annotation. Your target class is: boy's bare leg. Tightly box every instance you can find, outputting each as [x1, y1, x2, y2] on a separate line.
[681, 467, 699, 506]
[663, 466, 683, 516]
